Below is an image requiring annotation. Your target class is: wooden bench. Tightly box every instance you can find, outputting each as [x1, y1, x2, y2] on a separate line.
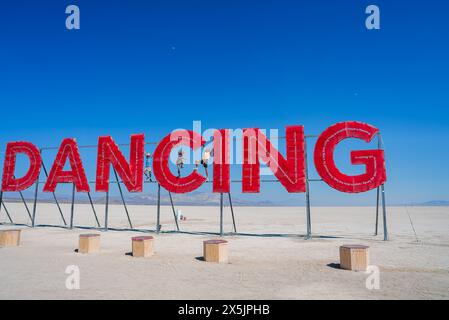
[340, 244, 369, 271]
[0, 229, 21, 247]
[78, 234, 100, 254]
[203, 239, 228, 263]
[132, 236, 154, 257]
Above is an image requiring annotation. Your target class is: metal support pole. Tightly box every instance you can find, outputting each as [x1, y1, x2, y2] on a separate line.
[69, 184, 75, 229]
[12, 175, 32, 222]
[0, 191, 14, 224]
[31, 173, 39, 227]
[228, 193, 237, 233]
[41, 161, 66, 226]
[304, 138, 312, 239]
[1, 203, 13, 224]
[381, 184, 389, 241]
[87, 192, 101, 228]
[168, 191, 179, 231]
[19, 190, 32, 222]
[52, 192, 67, 225]
[104, 188, 109, 231]
[374, 132, 381, 236]
[377, 132, 389, 241]
[220, 193, 224, 236]
[0, 190, 2, 221]
[375, 187, 380, 235]
[156, 184, 161, 233]
[113, 169, 133, 229]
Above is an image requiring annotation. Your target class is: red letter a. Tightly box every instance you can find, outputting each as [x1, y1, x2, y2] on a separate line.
[43, 138, 89, 192]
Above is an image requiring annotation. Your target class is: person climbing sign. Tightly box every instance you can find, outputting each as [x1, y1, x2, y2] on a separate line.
[176, 148, 185, 178]
[201, 148, 213, 181]
[144, 152, 153, 182]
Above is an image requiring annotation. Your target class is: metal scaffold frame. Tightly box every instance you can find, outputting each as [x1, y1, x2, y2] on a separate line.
[0, 133, 388, 240]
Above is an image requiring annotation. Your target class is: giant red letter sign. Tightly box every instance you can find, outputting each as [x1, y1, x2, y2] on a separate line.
[153, 130, 206, 193]
[1, 141, 41, 192]
[213, 129, 230, 193]
[313, 121, 386, 193]
[96, 134, 144, 192]
[242, 126, 306, 193]
[43, 138, 90, 192]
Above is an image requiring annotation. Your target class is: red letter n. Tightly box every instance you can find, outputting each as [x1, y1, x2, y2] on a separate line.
[242, 126, 306, 193]
[96, 134, 144, 192]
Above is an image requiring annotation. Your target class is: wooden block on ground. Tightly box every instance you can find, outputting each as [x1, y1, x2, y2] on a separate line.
[0, 229, 21, 247]
[132, 236, 154, 257]
[78, 234, 100, 254]
[203, 239, 228, 263]
[340, 245, 369, 271]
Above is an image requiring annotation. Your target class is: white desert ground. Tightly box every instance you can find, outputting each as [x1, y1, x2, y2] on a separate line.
[0, 202, 448, 300]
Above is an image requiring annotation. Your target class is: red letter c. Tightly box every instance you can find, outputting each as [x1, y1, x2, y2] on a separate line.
[153, 130, 206, 193]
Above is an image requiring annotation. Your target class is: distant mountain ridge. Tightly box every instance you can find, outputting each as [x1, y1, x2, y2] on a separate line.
[125, 192, 277, 206]
[410, 200, 449, 206]
[2, 191, 278, 207]
[4, 193, 449, 207]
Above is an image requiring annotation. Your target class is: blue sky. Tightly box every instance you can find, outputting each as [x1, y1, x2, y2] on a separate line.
[0, 0, 448, 205]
